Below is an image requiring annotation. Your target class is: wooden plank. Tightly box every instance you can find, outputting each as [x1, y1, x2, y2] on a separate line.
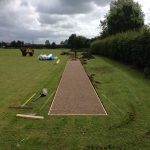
[16, 114, 44, 119]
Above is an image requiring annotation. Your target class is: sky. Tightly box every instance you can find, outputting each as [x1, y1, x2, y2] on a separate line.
[0, 0, 150, 44]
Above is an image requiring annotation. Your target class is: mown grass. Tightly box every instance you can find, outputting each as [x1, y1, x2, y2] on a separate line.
[0, 49, 150, 150]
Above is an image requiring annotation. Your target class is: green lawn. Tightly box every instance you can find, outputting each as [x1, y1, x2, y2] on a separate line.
[0, 49, 150, 150]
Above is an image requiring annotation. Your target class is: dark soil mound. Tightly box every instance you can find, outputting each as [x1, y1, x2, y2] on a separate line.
[81, 52, 95, 59]
[60, 51, 70, 55]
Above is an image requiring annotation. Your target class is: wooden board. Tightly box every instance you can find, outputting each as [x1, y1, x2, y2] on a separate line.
[16, 114, 44, 119]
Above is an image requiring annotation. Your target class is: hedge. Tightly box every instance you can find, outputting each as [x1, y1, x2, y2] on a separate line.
[91, 27, 150, 75]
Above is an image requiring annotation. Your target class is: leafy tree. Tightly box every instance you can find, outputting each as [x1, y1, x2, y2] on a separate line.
[45, 40, 50, 45]
[11, 40, 17, 47]
[74, 36, 87, 49]
[64, 39, 68, 45]
[60, 39, 68, 45]
[100, 0, 144, 37]
[51, 42, 56, 48]
[90, 36, 99, 43]
[45, 40, 50, 48]
[85, 38, 91, 48]
[60, 41, 64, 44]
[68, 34, 76, 49]
[17, 40, 23, 46]
[1, 41, 6, 47]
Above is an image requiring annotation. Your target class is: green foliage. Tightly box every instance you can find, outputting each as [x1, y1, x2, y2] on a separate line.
[45, 40, 50, 45]
[45, 40, 50, 48]
[17, 40, 24, 46]
[100, 0, 144, 37]
[11, 40, 17, 47]
[91, 26, 150, 75]
[68, 34, 76, 49]
[68, 34, 90, 50]
[60, 39, 68, 45]
[51, 42, 56, 48]
[74, 36, 87, 49]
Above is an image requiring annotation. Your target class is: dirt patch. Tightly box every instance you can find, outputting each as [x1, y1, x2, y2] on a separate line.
[90, 66, 114, 73]
[60, 51, 70, 55]
[69, 54, 77, 60]
[108, 102, 136, 131]
[61, 51, 77, 60]
[80, 52, 94, 65]
[81, 52, 95, 59]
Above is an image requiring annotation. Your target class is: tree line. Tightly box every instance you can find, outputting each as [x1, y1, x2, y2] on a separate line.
[60, 34, 99, 51]
[0, 40, 24, 47]
[1, 35, 94, 50]
[0, 40, 69, 49]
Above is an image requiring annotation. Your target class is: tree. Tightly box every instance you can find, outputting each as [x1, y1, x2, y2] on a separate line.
[51, 42, 56, 48]
[11, 40, 17, 47]
[1, 41, 6, 47]
[60, 39, 68, 45]
[85, 38, 91, 48]
[68, 34, 76, 49]
[17, 40, 23, 46]
[64, 39, 68, 45]
[60, 41, 64, 45]
[100, 0, 144, 37]
[45, 40, 50, 48]
[74, 36, 86, 49]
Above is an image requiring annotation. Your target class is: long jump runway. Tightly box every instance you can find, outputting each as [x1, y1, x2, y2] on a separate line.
[48, 59, 107, 115]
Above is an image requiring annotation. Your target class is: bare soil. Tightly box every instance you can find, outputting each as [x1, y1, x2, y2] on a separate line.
[81, 52, 95, 59]
[90, 66, 114, 73]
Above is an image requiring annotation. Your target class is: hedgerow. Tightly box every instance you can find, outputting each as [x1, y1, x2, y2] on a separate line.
[91, 27, 150, 75]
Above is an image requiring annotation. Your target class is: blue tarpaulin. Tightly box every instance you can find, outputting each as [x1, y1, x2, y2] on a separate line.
[38, 54, 55, 60]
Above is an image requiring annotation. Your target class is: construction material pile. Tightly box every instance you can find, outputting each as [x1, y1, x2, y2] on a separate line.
[60, 51, 70, 55]
[81, 52, 95, 59]
[38, 54, 55, 60]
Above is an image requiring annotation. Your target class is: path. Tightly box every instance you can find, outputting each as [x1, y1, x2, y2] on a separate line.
[48, 58, 107, 115]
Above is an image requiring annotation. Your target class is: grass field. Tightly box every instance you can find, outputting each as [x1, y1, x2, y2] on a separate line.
[0, 48, 150, 150]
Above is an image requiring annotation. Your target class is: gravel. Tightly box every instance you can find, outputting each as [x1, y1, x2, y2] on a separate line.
[48, 59, 107, 115]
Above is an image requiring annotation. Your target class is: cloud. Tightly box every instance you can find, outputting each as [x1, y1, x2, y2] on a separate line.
[20, 0, 29, 7]
[38, 14, 69, 25]
[35, 0, 112, 15]
[36, 0, 94, 15]
[0, 0, 149, 44]
[60, 22, 77, 28]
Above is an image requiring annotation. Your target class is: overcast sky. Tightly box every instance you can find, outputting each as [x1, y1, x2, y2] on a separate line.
[0, 0, 150, 44]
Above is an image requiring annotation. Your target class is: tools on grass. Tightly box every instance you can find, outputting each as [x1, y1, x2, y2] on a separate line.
[8, 88, 52, 120]
[32, 88, 48, 102]
[16, 92, 54, 120]
[8, 93, 36, 109]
